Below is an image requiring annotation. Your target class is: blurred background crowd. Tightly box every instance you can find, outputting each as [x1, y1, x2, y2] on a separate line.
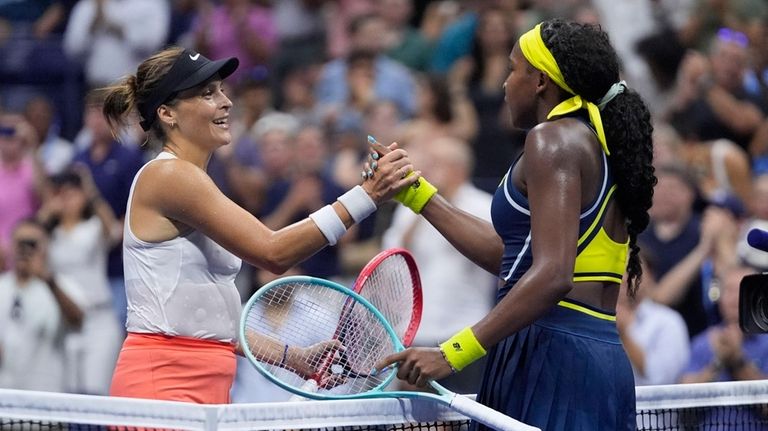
[2, 0, 768, 401]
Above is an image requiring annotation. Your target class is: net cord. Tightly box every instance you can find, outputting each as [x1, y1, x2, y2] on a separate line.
[636, 380, 768, 410]
[0, 389, 471, 430]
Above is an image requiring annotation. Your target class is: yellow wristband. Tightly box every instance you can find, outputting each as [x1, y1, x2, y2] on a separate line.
[439, 327, 486, 372]
[394, 175, 437, 214]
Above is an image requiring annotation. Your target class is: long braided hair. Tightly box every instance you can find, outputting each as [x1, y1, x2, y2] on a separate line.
[540, 20, 656, 296]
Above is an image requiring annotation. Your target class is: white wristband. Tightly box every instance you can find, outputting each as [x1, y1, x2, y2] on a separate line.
[309, 205, 346, 246]
[338, 185, 377, 224]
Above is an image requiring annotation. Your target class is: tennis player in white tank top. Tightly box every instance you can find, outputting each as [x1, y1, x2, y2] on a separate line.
[103, 47, 419, 403]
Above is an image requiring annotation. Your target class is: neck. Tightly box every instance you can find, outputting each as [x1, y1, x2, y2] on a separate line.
[1, 156, 23, 168]
[14, 272, 32, 285]
[536, 85, 566, 124]
[163, 137, 211, 169]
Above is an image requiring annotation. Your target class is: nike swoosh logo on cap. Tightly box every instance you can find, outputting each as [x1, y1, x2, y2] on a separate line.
[189, 53, 200, 61]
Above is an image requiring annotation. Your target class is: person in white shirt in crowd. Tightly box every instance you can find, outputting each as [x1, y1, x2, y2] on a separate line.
[23, 95, 74, 176]
[617, 252, 690, 386]
[382, 136, 496, 394]
[0, 218, 83, 392]
[63, 0, 170, 89]
[37, 169, 123, 395]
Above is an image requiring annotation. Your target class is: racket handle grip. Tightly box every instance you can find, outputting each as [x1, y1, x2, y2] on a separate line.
[289, 379, 319, 401]
[449, 394, 541, 431]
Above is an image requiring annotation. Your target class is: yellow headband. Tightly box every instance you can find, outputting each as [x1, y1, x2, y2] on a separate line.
[519, 23, 610, 155]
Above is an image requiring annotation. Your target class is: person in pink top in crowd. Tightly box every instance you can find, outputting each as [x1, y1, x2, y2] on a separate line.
[0, 116, 46, 271]
[192, 0, 278, 84]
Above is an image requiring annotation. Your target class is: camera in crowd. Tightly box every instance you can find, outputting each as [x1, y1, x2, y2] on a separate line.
[739, 228, 768, 333]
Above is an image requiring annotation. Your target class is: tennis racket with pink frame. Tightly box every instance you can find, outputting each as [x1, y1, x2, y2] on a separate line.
[353, 247, 423, 347]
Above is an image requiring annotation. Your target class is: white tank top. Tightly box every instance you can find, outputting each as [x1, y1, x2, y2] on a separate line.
[123, 152, 242, 342]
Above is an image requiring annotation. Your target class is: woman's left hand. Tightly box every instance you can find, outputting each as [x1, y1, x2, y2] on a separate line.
[287, 340, 344, 378]
[374, 347, 453, 388]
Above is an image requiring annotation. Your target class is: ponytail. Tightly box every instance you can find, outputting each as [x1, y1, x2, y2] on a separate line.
[601, 90, 656, 295]
[541, 19, 657, 296]
[102, 75, 138, 137]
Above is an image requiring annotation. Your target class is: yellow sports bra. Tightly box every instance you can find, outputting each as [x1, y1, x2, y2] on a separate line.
[573, 185, 628, 284]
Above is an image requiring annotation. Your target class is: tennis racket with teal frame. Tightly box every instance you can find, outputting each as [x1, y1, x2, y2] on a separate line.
[239, 276, 539, 431]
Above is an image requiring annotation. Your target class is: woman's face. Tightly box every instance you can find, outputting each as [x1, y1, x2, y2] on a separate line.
[57, 184, 88, 219]
[648, 173, 694, 222]
[504, 43, 540, 129]
[172, 79, 233, 149]
[478, 10, 511, 52]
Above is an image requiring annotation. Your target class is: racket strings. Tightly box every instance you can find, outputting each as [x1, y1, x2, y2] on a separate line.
[363, 255, 417, 342]
[243, 280, 398, 395]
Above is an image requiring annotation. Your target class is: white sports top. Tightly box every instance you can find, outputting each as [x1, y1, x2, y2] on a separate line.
[123, 152, 242, 342]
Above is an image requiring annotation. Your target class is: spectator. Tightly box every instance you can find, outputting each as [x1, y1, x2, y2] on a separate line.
[23, 95, 74, 176]
[270, 0, 328, 104]
[635, 28, 688, 118]
[38, 170, 123, 395]
[259, 123, 346, 280]
[0, 115, 45, 271]
[451, 7, 524, 193]
[0, 218, 83, 392]
[653, 122, 752, 206]
[679, 0, 767, 52]
[324, 0, 374, 59]
[192, 0, 277, 85]
[315, 13, 417, 120]
[668, 30, 766, 151]
[639, 164, 710, 337]
[428, 0, 482, 73]
[63, 0, 169, 88]
[382, 136, 495, 394]
[376, 0, 432, 72]
[0, 1, 71, 41]
[209, 67, 273, 207]
[71, 90, 145, 331]
[330, 100, 402, 193]
[395, 73, 477, 150]
[681, 265, 768, 383]
[617, 253, 690, 386]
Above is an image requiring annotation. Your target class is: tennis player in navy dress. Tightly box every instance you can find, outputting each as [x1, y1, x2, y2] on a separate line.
[374, 19, 656, 430]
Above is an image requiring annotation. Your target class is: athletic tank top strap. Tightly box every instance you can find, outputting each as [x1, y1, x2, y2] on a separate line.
[572, 184, 628, 284]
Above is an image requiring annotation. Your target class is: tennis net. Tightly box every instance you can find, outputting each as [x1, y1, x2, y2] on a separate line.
[1, 381, 767, 430]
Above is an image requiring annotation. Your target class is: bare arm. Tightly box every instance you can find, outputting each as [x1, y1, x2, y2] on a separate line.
[76, 165, 122, 246]
[651, 208, 721, 306]
[44, 276, 84, 329]
[448, 90, 479, 143]
[136, 151, 415, 275]
[368, 140, 503, 274]
[471, 126, 580, 348]
[27, 249, 83, 328]
[722, 145, 752, 206]
[373, 124, 586, 384]
[705, 86, 764, 136]
[680, 364, 720, 384]
[420, 195, 503, 275]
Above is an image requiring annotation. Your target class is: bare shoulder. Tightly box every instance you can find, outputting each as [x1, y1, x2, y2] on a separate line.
[524, 118, 596, 166]
[134, 158, 219, 210]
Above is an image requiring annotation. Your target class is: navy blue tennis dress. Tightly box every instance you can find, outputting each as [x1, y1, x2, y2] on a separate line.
[472, 144, 636, 430]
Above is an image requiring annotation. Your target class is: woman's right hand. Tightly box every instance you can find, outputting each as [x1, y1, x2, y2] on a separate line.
[360, 141, 420, 205]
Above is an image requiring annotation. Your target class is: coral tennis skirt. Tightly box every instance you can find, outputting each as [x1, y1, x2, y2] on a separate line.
[110, 332, 236, 404]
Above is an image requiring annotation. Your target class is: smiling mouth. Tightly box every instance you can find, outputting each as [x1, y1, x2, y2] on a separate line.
[212, 117, 229, 129]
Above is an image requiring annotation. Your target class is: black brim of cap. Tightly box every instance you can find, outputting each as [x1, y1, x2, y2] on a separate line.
[174, 57, 239, 92]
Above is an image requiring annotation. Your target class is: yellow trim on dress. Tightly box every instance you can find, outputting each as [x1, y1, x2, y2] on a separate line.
[557, 300, 616, 321]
